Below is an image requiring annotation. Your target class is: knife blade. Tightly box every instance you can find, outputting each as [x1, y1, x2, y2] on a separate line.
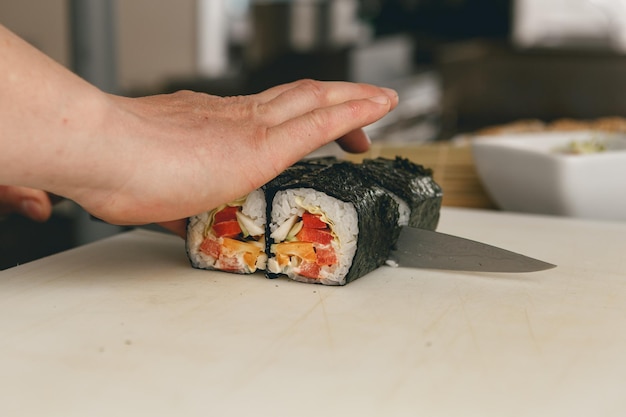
[389, 227, 556, 273]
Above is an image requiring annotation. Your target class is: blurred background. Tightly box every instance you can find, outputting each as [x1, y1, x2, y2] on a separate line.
[3, 0, 626, 269]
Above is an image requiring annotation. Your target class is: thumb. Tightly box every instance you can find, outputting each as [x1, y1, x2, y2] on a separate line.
[0, 186, 53, 222]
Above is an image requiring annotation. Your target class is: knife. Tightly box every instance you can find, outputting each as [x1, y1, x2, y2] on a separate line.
[389, 227, 556, 273]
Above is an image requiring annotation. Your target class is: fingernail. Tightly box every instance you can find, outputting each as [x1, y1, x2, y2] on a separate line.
[20, 199, 44, 221]
[381, 87, 398, 99]
[368, 95, 390, 105]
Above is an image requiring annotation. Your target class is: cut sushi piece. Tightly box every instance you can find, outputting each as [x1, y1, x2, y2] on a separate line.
[359, 157, 443, 230]
[186, 189, 267, 273]
[266, 162, 399, 285]
[267, 188, 357, 284]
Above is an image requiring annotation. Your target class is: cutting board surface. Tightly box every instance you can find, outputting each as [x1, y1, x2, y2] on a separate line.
[1, 208, 625, 417]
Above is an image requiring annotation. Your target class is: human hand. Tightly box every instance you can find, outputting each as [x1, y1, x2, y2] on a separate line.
[63, 79, 398, 231]
[1, 26, 398, 239]
[0, 185, 53, 222]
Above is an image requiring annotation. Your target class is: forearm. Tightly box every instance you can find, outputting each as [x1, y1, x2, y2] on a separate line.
[0, 24, 115, 197]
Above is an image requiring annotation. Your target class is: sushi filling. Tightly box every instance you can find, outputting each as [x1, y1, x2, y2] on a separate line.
[269, 211, 338, 279]
[268, 189, 358, 284]
[191, 191, 267, 273]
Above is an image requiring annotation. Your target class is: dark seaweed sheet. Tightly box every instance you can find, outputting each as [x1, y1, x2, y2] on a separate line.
[264, 160, 400, 285]
[359, 157, 443, 230]
[262, 157, 338, 192]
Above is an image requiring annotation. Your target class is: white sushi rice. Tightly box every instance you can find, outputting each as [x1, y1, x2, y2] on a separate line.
[268, 188, 359, 285]
[187, 211, 213, 269]
[388, 192, 410, 226]
[241, 189, 266, 226]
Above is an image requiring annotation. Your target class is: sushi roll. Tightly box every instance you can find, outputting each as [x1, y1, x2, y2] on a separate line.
[185, 156, 443, 286]
[265, 162, 399, 286]
[359, 157, 443, 230]
[186, 189, 267, 273]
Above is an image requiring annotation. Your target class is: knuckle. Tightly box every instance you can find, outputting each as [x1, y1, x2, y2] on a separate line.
[171, 89, 199, 101]
[298, 79, 326, 102]
[307, 107, 331, 131]
[252, 99, 269, 120]
[344, 100, 362, 117]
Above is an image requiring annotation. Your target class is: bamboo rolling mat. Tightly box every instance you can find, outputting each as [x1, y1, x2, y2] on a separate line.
[345, 142, 496, 209]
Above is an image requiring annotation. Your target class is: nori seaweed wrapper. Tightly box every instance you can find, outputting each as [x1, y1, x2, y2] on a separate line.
[262, 157, 338, 192]
[359, 156, 443, 230]
[265, 160, 400, 284]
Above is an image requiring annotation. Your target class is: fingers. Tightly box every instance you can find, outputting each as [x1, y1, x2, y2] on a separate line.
[157, 219, 187, 238]
[253, 79, 305, 102]
[266, 94, 394, 161]
[257, 80, 398, 126]
[0, 186, 52, 222]
[335, 128, 371, 154]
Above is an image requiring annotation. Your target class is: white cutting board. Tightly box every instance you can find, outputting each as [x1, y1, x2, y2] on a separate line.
[1, 207, 625, 417]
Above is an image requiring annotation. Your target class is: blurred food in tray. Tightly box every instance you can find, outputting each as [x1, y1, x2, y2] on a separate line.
[472, 129, 626, 221]
[474, 116, 626, 136]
